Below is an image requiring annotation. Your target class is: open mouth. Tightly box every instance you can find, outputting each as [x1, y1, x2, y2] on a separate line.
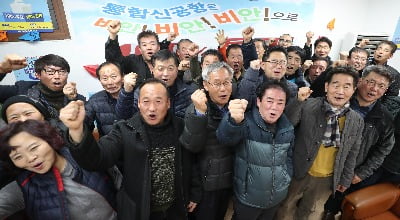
[219, 94, 228, 99]
[33, 162, 44, 170]
[148, 113, 156, 120]
[147, 52, 154, 57]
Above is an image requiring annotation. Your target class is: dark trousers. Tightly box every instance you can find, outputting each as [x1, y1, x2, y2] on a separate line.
[324, 167, 400, 214]
[193, 188, 232, 220]
[150, 201, 185, 220]
[233, 197, 279, 220]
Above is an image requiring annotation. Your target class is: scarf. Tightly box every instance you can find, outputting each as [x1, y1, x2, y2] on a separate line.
[322, 100, 350, 147]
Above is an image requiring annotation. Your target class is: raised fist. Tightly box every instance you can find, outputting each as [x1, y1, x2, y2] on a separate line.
[297, 87, 313, 102]
[191, 89, 208, 114]
[0, 54, 27, 73]
[242, 27, 255, 43]
[123, 72, 138, 93]
[63, 82, 77, 100]
[228, 99, 248, 124]
[250, 59, 262, 70]
[107, 20, 121, 40]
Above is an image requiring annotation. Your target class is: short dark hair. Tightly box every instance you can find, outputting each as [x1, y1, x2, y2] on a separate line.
[314, 36, 332, 48]
[137, 30, 160, 46]
[324, 66, 359, 88]
[0, 120, 64, 169]
[34, 54, 70, 73]
[254, 38, 268, 50]
[226, 44, 242, 57]
[362, 65, 392, 84]
[95, 61, 122, 79]
[138, 78, 170, 98]
[200, 49, 224, 66]
[177, 39, 193, 50]
[256, 80, 290, 104]
[377, 40, 397, 55]
[348, 47, 369, 59]
[262, 46, 288, 62]
[151, 49, 179, 67]
[286, 46, 306, 63]
[311, 55, 330, 65]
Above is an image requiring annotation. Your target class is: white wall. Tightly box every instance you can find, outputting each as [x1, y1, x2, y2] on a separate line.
[1, 0, 399, 96]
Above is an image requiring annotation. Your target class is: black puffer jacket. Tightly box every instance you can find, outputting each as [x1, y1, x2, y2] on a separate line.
[180, 101, 233, 191]
[85, 90, 119, 136]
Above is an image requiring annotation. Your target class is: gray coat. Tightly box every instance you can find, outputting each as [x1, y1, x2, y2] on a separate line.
[285, 97, 364, 191]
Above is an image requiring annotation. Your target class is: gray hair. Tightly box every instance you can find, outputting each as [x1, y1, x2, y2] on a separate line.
[362, 65, 393, 84]
[201, 61, 234, 81]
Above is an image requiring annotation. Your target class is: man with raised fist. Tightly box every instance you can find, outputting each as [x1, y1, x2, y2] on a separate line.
[216, 80, 294, 220]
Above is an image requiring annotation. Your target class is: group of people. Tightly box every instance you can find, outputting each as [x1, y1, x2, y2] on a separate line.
[0, 20, 400, 220]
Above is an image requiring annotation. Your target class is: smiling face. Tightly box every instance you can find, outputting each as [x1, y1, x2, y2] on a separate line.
[357, 72, 390, 106]
[286, 51, 301, 75]
[139, 36, 160, 62]
[278, 34, 293, 48]
[257, 87, 286, 124]
[152, 58, 178, 87]
[8, 131, 64, 174]
[374, 43, 393, 65]
[37, 65, 68, 92]
[315, 42, 331, 57]
[203, 67, 232, 107]
[262, 51, 287, 80]
[6, 103, 44, 123]
[138, 83, 170, 126]
[348, 51, 368, 71]
[98, 63, 123, 99]
[325, 73, 356, 108]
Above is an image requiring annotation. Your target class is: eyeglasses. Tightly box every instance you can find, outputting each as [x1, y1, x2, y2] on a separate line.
[207, 81, 232, 89]
[351, 56, 367, 62]
[43, 68, 68, 76]
[279, 39, 292, 44]
[363, 79, 388, 90]
[265, 60, 287, 66]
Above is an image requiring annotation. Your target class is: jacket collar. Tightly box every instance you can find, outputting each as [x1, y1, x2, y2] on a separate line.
[251, 107, 293, 135]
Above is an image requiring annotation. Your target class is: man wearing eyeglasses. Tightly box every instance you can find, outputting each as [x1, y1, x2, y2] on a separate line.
[321, 65, 395, 219]
[0, 54, 85, 118]
[238, 46, 298, 107]
[180, 61, 234, 220]
[115, 49, 197, 120]
[278, 34, 293, 48]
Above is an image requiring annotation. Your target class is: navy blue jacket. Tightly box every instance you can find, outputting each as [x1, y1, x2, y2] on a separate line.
[85, 90, 119, 136]
[16, 148, 116, 220]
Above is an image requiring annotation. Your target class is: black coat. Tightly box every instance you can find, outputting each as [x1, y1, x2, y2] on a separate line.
[180, 102, 233, 191]
[69, 113, 199, 220]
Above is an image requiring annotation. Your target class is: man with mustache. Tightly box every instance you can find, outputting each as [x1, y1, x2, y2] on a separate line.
[0, 54, 85, 118]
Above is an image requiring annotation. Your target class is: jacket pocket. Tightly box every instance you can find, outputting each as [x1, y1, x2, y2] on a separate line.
[116, 188, 136, 220]
[204, 156, 233, 191]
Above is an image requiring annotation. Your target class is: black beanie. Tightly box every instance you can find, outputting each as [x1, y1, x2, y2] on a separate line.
[1, 95, 51, 123]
